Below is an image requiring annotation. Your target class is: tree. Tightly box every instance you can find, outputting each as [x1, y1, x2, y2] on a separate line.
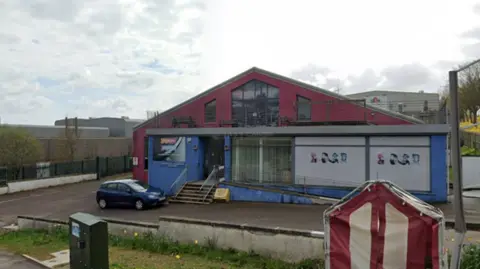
[60, 117, 82, 161]
[0, 126, 42, 179]
[441, 63, 480, 123]
[458, 64, 480, 124]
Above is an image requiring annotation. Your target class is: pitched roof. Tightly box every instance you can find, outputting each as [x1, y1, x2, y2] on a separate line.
[134, 67, 423, 130]
[324, 180, 444, 220]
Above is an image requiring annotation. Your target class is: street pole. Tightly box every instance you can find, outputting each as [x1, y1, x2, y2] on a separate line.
[448, 58, 480, 269]
[448, 70, 465, 269]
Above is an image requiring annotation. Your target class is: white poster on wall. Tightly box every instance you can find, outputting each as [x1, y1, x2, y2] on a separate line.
[369, 147, 430, 191]
[155, 137, 186, 162]
[294, 146, 366, 187]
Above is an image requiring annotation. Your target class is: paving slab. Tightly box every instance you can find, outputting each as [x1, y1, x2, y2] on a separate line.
[0, 251, 46, 269]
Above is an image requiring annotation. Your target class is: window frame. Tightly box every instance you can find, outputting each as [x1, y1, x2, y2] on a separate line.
[296, 95, 312, 121]
[204, 99, 217, 123]
[231, 80, 280, 127]
[144, 137, 149, 170]
[117, 183, 131, 193]
[103, 183, 118, 190]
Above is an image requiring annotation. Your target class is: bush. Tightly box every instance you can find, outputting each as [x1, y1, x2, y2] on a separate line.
[461, 244, 480, 269]
[0, 126, 42, 178]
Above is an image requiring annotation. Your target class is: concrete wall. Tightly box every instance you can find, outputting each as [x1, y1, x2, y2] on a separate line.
[4, 174, 96, 194]
[463, 156, 480, 189]
[3, 124, 109, 139]
[16, 215, 324, 263]
[38, 138, 132, 161]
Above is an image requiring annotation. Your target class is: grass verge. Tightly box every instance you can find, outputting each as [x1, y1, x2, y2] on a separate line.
[460, 244, 480, 269]
[0, 228, 324, 269]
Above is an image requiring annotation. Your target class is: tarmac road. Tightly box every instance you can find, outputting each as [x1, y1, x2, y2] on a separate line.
[2, 178, 480, 232]
[0, 178, 327, 231]
[2, 179, 480, 254]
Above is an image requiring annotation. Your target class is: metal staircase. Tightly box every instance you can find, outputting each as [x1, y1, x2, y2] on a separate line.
[169, 181, 217, 204]
[169, 165, 222, 205]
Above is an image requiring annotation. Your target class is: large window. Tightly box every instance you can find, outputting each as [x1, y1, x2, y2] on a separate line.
[231, 80, 280, 127]
[297, 95, 311, 120]
[231, 137, 292, 184]
[204, 99, 216, 123]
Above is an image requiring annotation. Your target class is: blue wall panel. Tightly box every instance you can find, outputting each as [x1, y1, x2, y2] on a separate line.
[429, 135, 448, 203]
[224, 136, 231, 181]
[150, 134, 448, 203]
[186, 136, 204, 182]
[148, 136, 203, 196]
[219, 184, 314, 204]
[219, 134, 448, 204]
[220, 183, 442, 204]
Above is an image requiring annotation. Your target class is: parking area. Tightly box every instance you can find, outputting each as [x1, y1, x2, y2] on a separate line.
[1, 178, 480, 232]
[0, 179, 326, 230]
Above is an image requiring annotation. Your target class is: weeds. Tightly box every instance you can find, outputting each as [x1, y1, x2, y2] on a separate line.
[1, 228, 325, 269]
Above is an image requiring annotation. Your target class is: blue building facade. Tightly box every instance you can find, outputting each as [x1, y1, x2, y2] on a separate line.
[146, 125, 449, 203]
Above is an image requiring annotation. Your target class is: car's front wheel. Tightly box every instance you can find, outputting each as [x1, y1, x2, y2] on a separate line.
[98, 199, 107, 209]
[135, 199, 144, 210]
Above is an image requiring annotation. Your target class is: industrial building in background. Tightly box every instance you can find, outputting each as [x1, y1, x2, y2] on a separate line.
[346, 90, 443, 123]
[1, 123, 109, 138]
[1, 116, 140, 161]
[54, 116, 144, 138]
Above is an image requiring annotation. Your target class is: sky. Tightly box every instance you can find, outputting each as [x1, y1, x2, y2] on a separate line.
[0, 0, 480, 125]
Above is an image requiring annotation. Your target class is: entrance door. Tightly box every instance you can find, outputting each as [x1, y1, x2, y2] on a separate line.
[204, 137, 225, 178]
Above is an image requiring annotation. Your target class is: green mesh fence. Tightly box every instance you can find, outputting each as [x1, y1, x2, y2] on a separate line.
[1, 155, 131, 182]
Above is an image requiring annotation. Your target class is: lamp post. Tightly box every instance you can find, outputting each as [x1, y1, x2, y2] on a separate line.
[448, 58, 480, 269]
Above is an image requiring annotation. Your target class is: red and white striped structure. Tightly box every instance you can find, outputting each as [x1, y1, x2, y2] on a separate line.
[324, 180, 448, 269]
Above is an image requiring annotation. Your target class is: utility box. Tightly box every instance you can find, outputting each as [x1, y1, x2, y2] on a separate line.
[69, 212, 109, 269]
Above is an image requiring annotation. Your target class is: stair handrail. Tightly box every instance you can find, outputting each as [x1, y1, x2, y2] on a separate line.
[202, 166, 224, 202]
[200, 165, 218, 191]
[169, 166, 188, 197]
[202, 182, 217, 202]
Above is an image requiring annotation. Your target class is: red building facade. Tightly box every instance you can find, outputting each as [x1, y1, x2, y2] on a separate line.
[132, 67, 421, 182]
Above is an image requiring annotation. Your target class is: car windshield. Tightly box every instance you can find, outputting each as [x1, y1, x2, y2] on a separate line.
[127, 182, 147, 192]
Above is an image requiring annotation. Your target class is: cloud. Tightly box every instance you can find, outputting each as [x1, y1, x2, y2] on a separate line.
[459, 4, 480, 59]
[380, 63, 435, 89]
[290, 63, 444, 94]
[345, 69, 382, 93]
[474, 3, 480, 16]
[0, 0, 207, 124]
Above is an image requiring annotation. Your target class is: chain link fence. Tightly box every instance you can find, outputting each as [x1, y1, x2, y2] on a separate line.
[460, 131, 480, 152]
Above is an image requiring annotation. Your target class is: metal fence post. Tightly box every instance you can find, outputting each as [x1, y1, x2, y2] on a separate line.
[96, 157, 100, 180]
[105, 157, 109, 176]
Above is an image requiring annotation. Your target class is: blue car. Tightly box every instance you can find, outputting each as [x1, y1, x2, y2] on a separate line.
[96, 179, 167, 210]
